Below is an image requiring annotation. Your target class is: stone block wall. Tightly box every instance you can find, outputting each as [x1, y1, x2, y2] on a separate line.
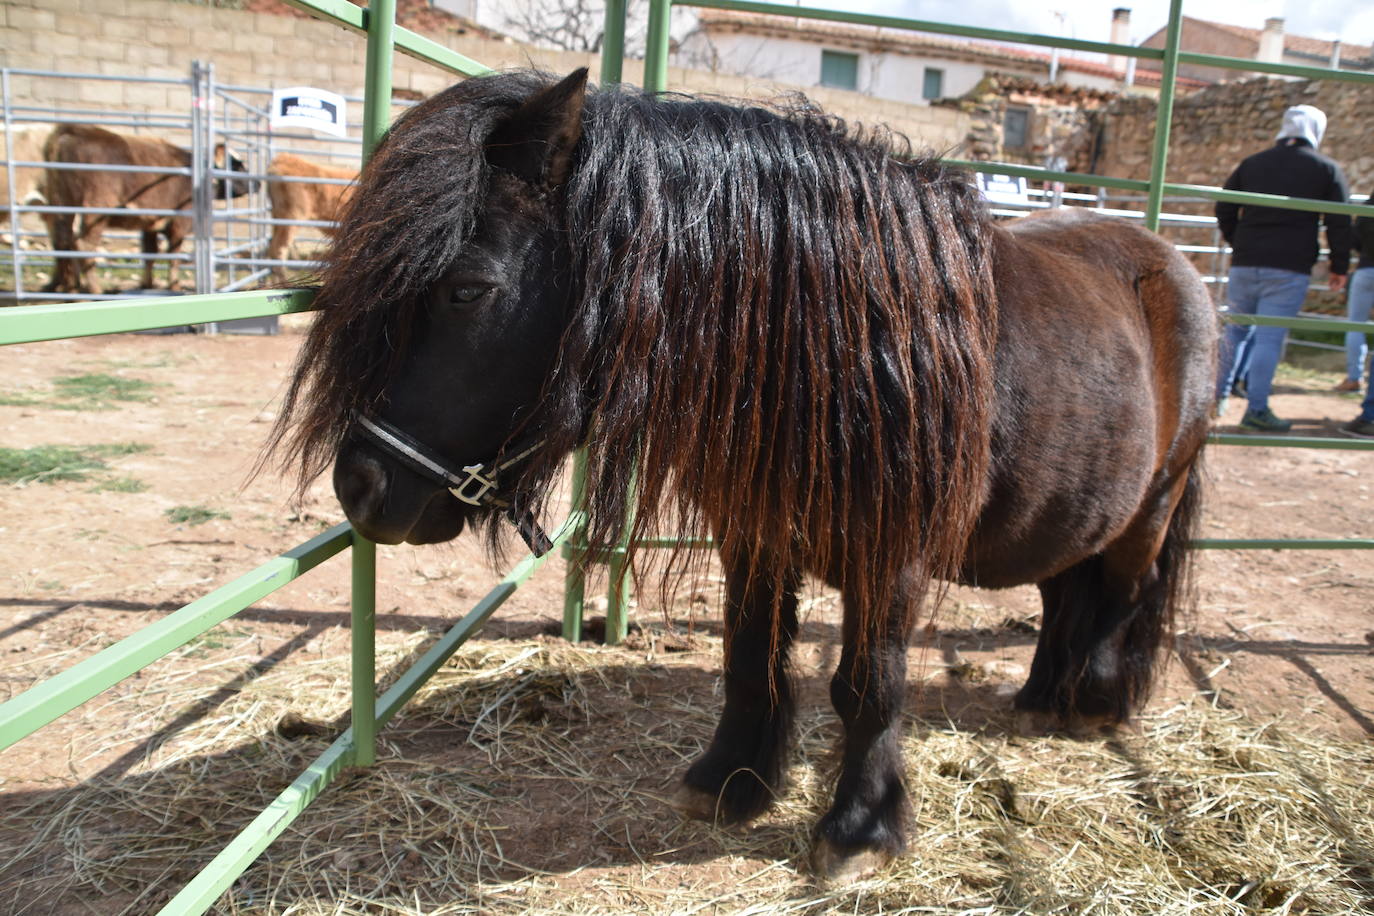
[1097, 76, 1374, 197]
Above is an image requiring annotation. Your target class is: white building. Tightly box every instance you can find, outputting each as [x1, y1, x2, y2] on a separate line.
[674, 9, 1195, 105]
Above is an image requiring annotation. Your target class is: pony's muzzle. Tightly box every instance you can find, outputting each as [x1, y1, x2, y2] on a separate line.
[333, 441, 467, 545]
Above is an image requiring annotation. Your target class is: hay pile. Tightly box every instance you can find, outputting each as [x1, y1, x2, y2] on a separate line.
[3, 630, 1372, 915]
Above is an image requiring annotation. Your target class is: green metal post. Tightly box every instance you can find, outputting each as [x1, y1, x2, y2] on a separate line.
[561, 448, 590, 642]
[643, 0, 672, 93]
[600, 0, 626, 86]
[362, 0, 397, 160]
[350, 533, 377, 767]
[605, 467, 637, 645]
[1144, 0, 1183, 232]
[347, 0, 394, 768]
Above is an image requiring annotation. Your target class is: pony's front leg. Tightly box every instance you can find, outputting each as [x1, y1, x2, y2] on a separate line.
[675, 549, 800, 824]
[813, 585, 915, 880]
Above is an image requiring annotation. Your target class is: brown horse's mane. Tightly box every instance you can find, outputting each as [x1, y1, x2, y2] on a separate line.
[269, 71, 1000, 632]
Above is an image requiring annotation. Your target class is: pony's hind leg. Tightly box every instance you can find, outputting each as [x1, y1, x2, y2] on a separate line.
[1016, 466, 1201, 733]
[676, 549, 800, 824]
[812, 579, 918, 881]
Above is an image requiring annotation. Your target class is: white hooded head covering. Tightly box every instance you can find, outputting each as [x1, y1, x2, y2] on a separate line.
[1275, 104, 1326, 149]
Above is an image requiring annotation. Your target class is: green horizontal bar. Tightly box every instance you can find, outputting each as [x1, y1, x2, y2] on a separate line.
[940, 161, 1374, 223]
[0, 289, 316, 346]
[374, 510, 582, 728]
[1192, 538, 1374, 550]
[676, 0, 1164, 61]
[1177, 51, 1374, 85]
[1168, 183, 1374, 218]
[1208, 433, 1374, 450]
[282, 0, 492, 77]
[1221, 313, 1374, 335]
[158, 513, 581, 914]
[943, 159, 1149, 193]
[0, 523, 352, 753]
[156, 723, 356, 915]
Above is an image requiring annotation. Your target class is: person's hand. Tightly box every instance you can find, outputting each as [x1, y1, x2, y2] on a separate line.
[1329, 273, 1348, 293]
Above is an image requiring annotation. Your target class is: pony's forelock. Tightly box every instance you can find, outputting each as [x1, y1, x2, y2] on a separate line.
[265, 72, 563, 495]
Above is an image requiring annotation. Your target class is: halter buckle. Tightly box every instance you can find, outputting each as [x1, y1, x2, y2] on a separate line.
[449, 464, 501, 507]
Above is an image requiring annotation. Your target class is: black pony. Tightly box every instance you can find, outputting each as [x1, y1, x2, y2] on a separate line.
[270, 69, 1215, 879]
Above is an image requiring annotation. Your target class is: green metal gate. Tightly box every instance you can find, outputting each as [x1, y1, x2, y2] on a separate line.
[2, 0, 1374, 912]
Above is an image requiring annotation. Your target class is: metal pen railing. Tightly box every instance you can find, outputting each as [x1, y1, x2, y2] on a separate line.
[0, 2, 580, 913]
[4, 0, 1374, 912]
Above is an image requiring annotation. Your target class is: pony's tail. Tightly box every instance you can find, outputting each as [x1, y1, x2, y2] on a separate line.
[1017, 451, 1205, 726]
[1125, 453, 1204, 711]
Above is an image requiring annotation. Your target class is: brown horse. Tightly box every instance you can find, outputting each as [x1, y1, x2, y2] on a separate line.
[264, 153, 356, 282]
[41, 124, 253, 294]
[270, 69, 1216, 879]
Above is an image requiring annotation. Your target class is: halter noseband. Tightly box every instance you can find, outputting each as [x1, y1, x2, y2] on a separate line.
[352, 414, 552, 557]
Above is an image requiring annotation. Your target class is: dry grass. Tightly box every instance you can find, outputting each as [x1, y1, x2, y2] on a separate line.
[3, 629, 1373, 915]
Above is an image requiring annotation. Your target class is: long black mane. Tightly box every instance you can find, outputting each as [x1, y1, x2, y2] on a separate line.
[272, 71, 999, 623]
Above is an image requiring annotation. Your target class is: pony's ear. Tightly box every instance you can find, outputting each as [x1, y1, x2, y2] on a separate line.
[485, 68, 588, 189]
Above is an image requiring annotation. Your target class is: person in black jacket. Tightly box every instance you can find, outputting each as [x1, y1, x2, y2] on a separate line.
[1214, 104, 1352, 433]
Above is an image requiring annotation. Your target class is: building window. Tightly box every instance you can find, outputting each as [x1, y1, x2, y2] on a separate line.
[1004, 106, 1032, 149]
[922, 67, 944, 100]
[820, 50, 859, 90]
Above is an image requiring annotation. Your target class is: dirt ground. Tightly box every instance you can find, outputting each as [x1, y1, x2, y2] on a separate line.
[1, 324, 1373, 913]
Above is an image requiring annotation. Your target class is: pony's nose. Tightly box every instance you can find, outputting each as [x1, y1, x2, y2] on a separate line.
[333, 450, 394, 540]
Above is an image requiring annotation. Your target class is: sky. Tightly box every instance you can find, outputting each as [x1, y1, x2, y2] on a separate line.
[807, 0, 1374, 49]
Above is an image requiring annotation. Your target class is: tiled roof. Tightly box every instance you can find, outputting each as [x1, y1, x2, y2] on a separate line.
[1194, 17, 1373, 63]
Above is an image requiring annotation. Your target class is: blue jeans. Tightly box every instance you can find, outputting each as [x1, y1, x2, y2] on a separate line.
[1345, 266, 1374, 382]
[1359, 322, 1374, 422]
[1216, 266, 1312, 413]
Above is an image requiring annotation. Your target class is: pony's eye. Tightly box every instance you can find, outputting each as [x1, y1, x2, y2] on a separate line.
[450, 284, 493, 306]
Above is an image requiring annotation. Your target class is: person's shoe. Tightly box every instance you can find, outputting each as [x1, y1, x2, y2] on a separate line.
[1239, 407, 1292, 433]
[1213, 397, 1228, 419]
[1231, 378, 1248, 397]
[1334, 378, 1361, 392]
[1338, 417, 1374, 439]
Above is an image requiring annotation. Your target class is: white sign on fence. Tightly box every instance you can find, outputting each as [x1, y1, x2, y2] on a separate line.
[975, 172, 1029, 206]
[270, 87, 347, 138]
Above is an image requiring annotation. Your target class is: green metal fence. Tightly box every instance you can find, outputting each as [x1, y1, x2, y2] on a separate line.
[4, 0, 1374, 912]
[0, 1, 574, 912]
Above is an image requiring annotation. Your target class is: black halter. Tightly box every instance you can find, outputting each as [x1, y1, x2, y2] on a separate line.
[353, 414, 553, 557]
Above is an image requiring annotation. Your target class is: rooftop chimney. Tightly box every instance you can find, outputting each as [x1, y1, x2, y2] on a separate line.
[1330, 40, 1342, 69]
[1258, 17, 1284, 64]
[1108, 8, 1131, 75]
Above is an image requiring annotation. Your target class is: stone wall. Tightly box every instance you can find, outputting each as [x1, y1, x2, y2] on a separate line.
[946, 76, 1111, 171]
[0, 0, 969, 154]
[1096, 76, 1374, 197]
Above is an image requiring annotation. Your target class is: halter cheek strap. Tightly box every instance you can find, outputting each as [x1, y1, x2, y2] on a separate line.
[352, 414, 553, 557]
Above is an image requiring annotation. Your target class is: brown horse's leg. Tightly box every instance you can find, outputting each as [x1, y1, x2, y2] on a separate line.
[268, 222, 295, 284]
[676, 547, 800, 825]
[76, 218, 105, 295]
[44, 213, 78, 292]
[1016, 464, 1202, 733]
[163, 221, 186, 291]
[140, 229, 159, 289]
[812, 579, 918, 881]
